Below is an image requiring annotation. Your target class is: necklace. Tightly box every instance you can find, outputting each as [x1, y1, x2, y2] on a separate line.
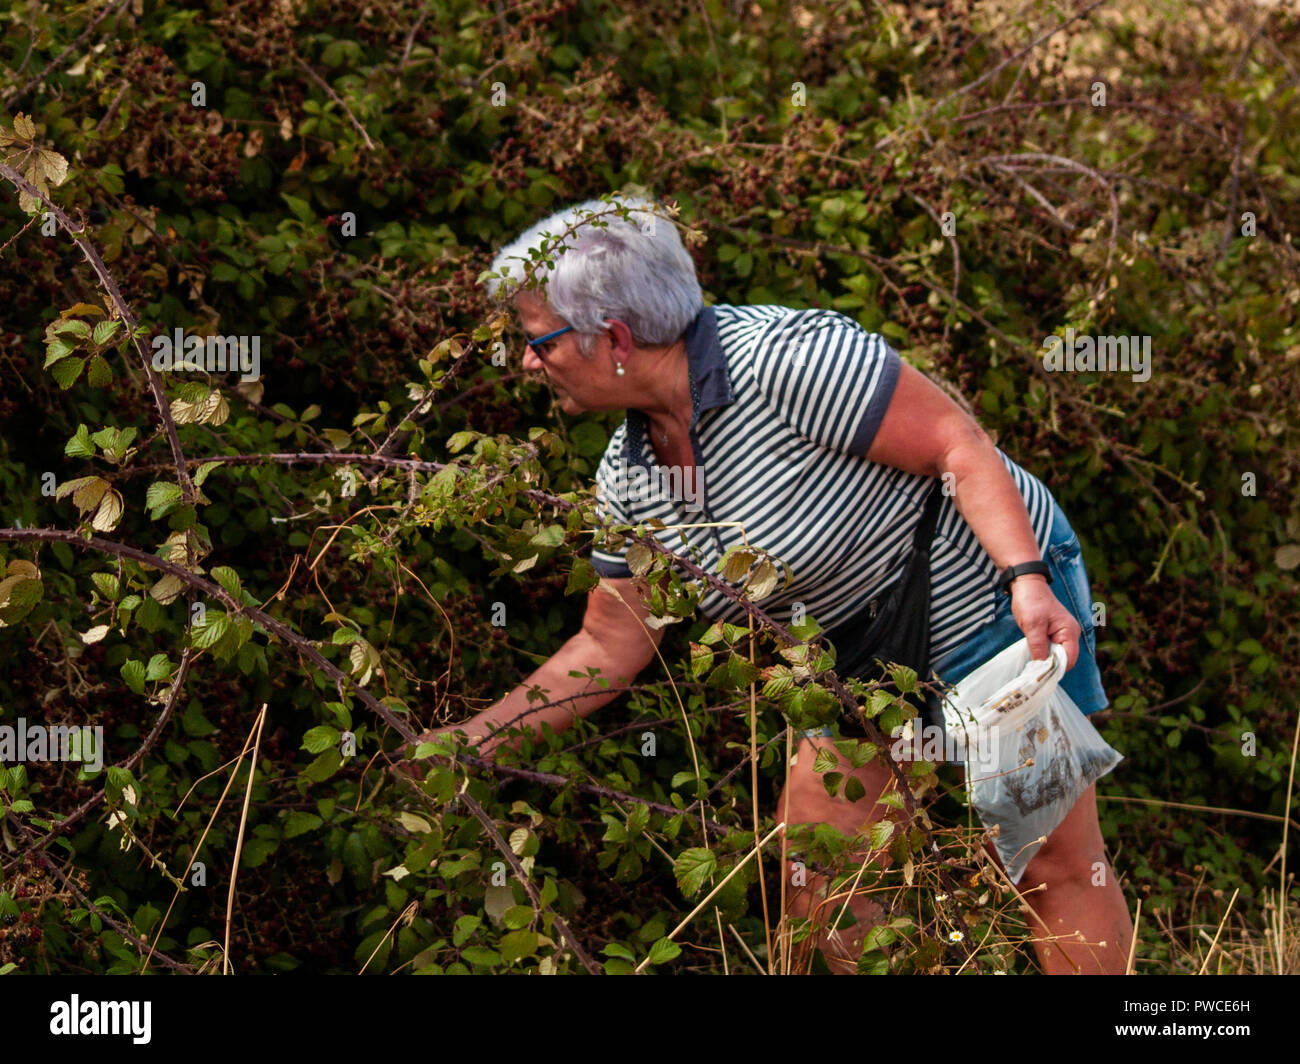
[656, 367, 683, 447]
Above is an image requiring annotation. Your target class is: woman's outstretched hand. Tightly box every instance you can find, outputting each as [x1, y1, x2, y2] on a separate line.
[389, 723, 492, 777]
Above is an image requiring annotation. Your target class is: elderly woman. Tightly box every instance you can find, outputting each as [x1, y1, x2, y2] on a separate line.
[428, 195, 1133, 975]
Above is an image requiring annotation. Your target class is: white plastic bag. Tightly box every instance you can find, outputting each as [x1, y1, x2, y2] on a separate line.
[938, 638, 1123, 884]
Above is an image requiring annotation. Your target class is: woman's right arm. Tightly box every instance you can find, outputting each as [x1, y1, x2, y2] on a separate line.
[418, 576, 665, 756]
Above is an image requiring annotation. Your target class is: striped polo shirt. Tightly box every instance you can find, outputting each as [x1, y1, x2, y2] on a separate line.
[589, 303, 1057, 660]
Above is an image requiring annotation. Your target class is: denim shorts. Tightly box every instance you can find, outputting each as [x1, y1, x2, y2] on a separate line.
[925, 502, 1108, 718]
[799, 502, 1107, 741]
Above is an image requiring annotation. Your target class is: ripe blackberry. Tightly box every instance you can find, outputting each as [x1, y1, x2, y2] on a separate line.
[2, 913, 17, 926]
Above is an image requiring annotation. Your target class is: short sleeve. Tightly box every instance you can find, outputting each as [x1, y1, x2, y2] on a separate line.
[589, 427, 634, 578]
[749, 309, 900, 457]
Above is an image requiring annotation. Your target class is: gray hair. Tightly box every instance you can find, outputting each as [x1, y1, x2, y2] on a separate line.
[481, 193, 704, 357]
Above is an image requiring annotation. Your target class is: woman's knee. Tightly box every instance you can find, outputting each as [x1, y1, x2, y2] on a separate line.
[1019, 785, 1108, 890]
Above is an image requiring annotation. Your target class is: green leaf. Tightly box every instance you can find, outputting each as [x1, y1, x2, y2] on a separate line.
[565, 557, 599, 595]
[91, 572, 120, 600]
[180, 700, 217, 736]
[497, 929, 540, 965]
[191, 613, 231, 650]
[283, 811, 323, 838]
[689, 642, 714, 678]
[812, 748, 838, 773]
[193, 461, 221, 487]
[52, 319, 93, 338]
[210, 566, 243, 598]
[569, 422, 607, 457]
[302, 749, 344, 782]
[529, 524, 565, 548]
[673, 847, 716, 897]
[726, 656, 759, 688]
[120, 660, 146, 695]
[888, 664, 917, 693]
[302, 725, 341, 754]
[460, 946, 500, 967]
[50, 356, 84, 389]
[44, 337, 77, 366]
[144, 655, 172, 681]
[86, 356, 112, 387]
[501, 905, 533, 930]
[647, 936, 682, 965]
[698, 621, 726, 646]
[453, 915, 482, 946]
[241, 838, 278, 868]
[868, 819, 895, 850]
[65, 425, 94, 458]
[281, 193, 315, 223]
[145, 481, 184, 519]
[92, 320, 121, 346]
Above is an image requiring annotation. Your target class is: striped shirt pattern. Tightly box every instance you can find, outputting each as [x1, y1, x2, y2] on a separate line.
[589, 304, 1057, 661]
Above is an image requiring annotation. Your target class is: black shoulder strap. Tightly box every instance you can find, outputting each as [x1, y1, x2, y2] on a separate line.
[912, 480, 943, 550]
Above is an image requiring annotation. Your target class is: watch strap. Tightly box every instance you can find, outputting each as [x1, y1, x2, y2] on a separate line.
[997, 560, 1052, 593]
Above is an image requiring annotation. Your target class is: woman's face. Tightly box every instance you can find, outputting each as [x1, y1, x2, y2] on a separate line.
[515, 291, 616, 415]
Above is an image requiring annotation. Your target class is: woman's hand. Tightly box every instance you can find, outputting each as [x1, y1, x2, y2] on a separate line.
[389, 723, 491, 778]
[1008, 574, 1081, 669]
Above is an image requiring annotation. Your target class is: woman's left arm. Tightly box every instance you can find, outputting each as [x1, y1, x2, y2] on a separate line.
[865, 361, 1082, 667]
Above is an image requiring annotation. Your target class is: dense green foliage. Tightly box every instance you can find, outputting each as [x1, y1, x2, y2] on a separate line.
[0, 0, 1297, 974]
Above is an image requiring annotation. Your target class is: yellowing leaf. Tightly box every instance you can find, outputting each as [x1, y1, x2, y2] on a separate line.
[61, 303, 106, 319]
[208, 391, 230, 426]
[5, 560, 39, 581]
[1275, 544, 1300, 571]
[18, 186, 44, 214]
[483, 883, 514, 927]
[745, 558, 779, 600]
[397, 812, 432, 834]
[170, 389, 229, 426]
[14, 113, 36, 139]
[169, 397, 200, 424]
[36, 149, 68, 187]
[149, 573, 185, 604]
[80, 624, 110, 644]
[72, 477, 110, 513]
[625, 543, 653, 576]
[720, 548, 756, 583]
[90, 489, 124, 532]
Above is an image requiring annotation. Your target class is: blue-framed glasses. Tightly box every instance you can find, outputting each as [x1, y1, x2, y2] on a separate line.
[525, 325, 574, 358]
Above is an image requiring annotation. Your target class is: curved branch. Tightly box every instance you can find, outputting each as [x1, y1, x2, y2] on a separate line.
[0, 526, 418, 742]
[0, 161, 198, 509]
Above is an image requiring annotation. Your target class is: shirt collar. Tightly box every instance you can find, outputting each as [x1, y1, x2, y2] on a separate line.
[624, 304, 733, 463]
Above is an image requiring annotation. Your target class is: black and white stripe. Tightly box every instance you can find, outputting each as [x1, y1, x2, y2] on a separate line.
[590, 304, 1056, 660]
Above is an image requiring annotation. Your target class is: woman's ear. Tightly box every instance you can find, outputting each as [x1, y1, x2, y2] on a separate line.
[602, 318, 633, 353]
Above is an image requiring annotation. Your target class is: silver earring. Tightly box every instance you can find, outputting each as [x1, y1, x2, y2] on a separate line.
[615, 363, 625, 376]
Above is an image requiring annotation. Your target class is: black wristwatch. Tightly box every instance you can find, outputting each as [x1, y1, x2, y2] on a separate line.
[997, 560, 1052, 593]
